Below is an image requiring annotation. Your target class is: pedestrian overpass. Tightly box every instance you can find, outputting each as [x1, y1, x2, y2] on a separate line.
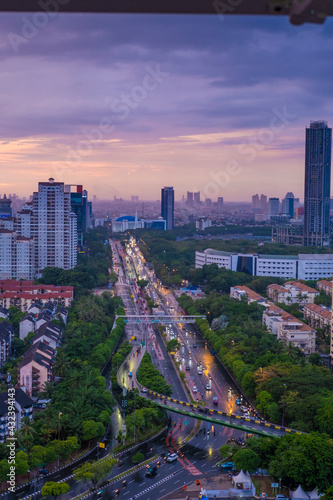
[115, 314, 205, 324]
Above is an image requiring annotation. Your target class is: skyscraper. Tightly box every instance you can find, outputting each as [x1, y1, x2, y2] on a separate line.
[31, 178, 77, 272]
[282, 192, 295, 219]
[217, 197, 224, 212]
[260, 194, 268, 213]
[269, 197, 280, 215]
[304, 121, 332, 246]
[193, 191, 200, 204]
[161, 186, 174, 230]
[187, 191, 193, 205]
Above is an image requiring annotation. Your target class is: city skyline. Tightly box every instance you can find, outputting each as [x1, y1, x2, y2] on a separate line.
[0, 15, 332, 199]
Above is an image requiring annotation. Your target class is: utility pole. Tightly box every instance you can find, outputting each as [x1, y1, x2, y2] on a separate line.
[133, 391, 136, 443]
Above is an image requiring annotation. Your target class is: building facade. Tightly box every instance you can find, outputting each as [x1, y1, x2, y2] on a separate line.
[195, 249, 333, 280]
[304, 121, 331, 246]
[32, 178, 77, 273]
[161, 186, 174, 230]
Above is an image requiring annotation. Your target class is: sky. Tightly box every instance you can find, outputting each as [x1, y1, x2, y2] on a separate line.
[0, 12, 333, 201]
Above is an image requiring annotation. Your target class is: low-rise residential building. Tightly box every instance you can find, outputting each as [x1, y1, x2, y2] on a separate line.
[19, 313, 37, 340]
[0, 306, 9, 319]
[0, 388, 34, 442]
[230, 286, 268, 306]
[18, 341, 55, 398]
[0, 280, 74, 312]
[317, 279, 332, 296]
[267, 281, 319, 305]
[0, 321, 14, 368]
[230, 285, 316, 354]
[32, 322, 62, 350]
[303, 303, 331, 331]
[263, 303, 316, 354]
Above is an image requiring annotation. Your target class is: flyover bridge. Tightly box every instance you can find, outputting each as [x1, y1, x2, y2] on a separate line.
[115, 314, 205, 324]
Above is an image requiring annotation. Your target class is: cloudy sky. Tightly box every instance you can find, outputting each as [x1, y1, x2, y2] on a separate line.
[0, 12, 332, 201]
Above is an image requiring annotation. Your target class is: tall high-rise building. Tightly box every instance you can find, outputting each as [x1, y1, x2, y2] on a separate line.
[31, 178, 77, 272]
[69, 185, 91, 247]
[187, 191, 193, 205]
[260, 194, 268, 213]
[251, 194, 260, 212]
[217, 197, 224, 212]
[304, 120, 332, 247]
[0, 195, 13, 219]
[161, 186, 174, 230]
[194, 192, 200, 204]
[282, 192, 295, 219]
[269, 197, 280, 215]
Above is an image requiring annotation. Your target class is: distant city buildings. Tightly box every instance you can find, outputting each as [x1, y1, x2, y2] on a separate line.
[217, 197, 224, 212]
[281, 192, 295, 218]
[161, 186, 174, 230]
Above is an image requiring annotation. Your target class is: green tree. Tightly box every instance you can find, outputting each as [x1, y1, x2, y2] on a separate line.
[81, 420, 105, 443]
[233, 449, 261, 473]
[166, 339, 180, 352]
[219, 444, 233, 459]
[73, 458, 117, 489]
[322, 486, 333, 500]
[41, 481, 70, 499]
[132, 452, 144, 464]
[137, 279, 148, 289]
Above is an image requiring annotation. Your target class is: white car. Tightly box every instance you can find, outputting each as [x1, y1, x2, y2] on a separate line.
[193, 385, 198, 393]
[166, 453, 178, 463]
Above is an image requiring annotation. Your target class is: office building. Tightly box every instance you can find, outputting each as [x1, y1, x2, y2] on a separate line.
[282, 192, 295, 218]
[31, 178, 77, 273]
[69, 185, 91, 247]
[260, 194, 268, 213]
[304, 120, 331, 246]
[187, 192, 193, 205]
[161, 187, 174, 230]
[217, 197, 224, 212]
[268, 197, 280, 215]
[196, 248, 333, 280]
[205, 198, 212, 206]
[193, 191, 200, 204]
[0, 196, 13, 219]
[251, 194, 260, 212]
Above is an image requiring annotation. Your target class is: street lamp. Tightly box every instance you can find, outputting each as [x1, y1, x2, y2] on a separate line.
[281, 384, 286, 427]
[58, 412, 62, 440]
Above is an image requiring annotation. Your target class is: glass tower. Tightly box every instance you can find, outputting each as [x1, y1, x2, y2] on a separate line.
[161, 186, 174, 230]
[304, 121, 331, 246]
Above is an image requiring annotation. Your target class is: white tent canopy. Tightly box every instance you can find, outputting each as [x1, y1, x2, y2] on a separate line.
[232, 470, 253, 489]
[308, 490, 322, 500]
[291, 485, 309, 500]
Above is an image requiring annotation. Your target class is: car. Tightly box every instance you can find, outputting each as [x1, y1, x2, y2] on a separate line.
[39, 469, 49, 475]
[276, 496, 288, 500]
[198, 368, 203, 375]
[193, 385, 198, 393]
[221, 462, 234, 470]
[193, 343, 197, 348]
[145, 465, 157, 476]
[166, 453, 178, 462]
[235, 398, 241, 405]
[213, 396, 218, 405]
[186, 366, 190, 371]
[241, 406, 248, 413]
[141, 387, 147, 393]
[205, 384, 211, 390]
[128, 372, 133, 378]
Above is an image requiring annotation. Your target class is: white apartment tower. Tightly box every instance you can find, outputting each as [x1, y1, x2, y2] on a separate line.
[32, 179, 77, 273]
